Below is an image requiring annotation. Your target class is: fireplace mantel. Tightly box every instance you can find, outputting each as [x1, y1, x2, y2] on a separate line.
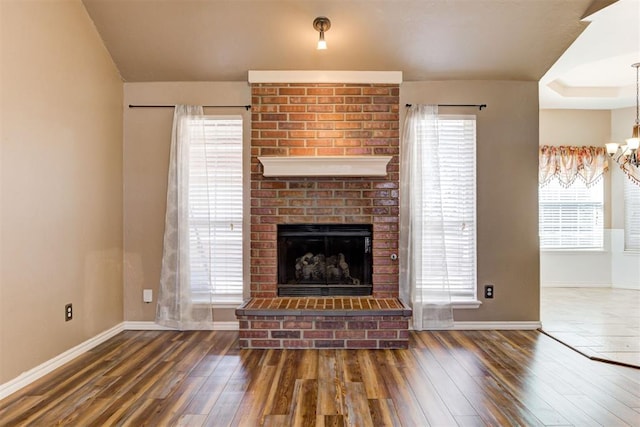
[258, 155, 392, 177]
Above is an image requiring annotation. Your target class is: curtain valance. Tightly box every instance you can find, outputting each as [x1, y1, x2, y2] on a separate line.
[539, 145, 609, 187]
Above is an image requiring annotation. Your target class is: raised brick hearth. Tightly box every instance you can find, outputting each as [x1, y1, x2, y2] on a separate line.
[239, 79, 409, 349]
[236, 297, 411, 349]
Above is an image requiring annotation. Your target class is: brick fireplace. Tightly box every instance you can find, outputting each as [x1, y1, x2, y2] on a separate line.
[237, 78, 411, 349]
[249, 82, 400, 297]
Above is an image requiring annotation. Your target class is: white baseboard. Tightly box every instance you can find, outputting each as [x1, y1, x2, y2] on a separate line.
[0, 322, 125, 401]
[611, 284, 640, 290]
[123, 321, 176, 330]
[210, 321, 240, 330]
[123, 321, 239, 331]
[455, 321, 541, 330]
[541, 283, 611, 288]
[426, 321, 542, 330]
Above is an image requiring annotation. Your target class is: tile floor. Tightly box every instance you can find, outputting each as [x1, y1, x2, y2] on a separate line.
[540, 287, 640, 367]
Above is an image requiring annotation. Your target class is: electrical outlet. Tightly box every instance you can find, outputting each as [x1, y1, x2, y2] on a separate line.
[65, 303, 73, 321]
[484, 285, 494, 299]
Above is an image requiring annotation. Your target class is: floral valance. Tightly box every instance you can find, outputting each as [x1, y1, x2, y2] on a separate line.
[539, 145, 609, 187]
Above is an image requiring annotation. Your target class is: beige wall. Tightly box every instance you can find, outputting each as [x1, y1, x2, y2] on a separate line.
[123, 82, 251, 322]
[401, 81, 540, 322]
[126, 80, 540, 323]
[610, 107, 640, 290]
[611, 107, 635, 228]
[0, 0, 123, 383]
[540, 109, 611, 146]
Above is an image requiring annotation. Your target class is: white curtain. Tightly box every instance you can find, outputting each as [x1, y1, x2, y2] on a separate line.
[156, 105, 216, 330]
[400, 104, 454, 330]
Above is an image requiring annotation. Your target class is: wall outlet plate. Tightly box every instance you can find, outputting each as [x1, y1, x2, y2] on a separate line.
[484, 285, 494, 299]
[65, 303, 73, 321]
[143, 289, 153, 303]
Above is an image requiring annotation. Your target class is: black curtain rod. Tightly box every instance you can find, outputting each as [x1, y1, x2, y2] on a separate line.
[128, 104, 251, 111]
[405, 103, 487, 111]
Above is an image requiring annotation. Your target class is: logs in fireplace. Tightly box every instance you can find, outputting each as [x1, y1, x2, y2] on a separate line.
[277, 224, 373, 296]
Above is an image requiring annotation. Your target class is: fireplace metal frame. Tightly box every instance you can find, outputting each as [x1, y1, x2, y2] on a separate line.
[277, 224, 373, 297]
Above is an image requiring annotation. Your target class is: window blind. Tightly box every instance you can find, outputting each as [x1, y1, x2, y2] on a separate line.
[188, 116, 243, 302]
[624, 179, 640, 250]
[539, 179, 603, 249]
[420, 116, 477, 300]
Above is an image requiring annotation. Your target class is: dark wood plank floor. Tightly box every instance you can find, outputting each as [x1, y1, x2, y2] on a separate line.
[1, 330, 639, 426]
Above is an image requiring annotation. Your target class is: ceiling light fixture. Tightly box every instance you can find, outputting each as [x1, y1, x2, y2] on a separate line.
[606, 62, 640, 168]
[313, 17, 331, 50]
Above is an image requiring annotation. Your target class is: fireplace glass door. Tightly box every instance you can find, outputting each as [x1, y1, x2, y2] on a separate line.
[277, 224, 373, 296]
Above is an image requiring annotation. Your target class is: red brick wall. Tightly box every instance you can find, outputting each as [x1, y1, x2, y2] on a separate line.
[237, 314, 410, 349]
[250, 83, 400, 298]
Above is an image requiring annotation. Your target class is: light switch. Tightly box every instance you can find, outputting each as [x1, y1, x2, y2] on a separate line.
[143, 289, 153, 303]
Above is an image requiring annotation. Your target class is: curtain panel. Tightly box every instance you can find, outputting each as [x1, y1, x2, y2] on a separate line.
[400, 105, 454, 330]
[539, 145, 609, 187]
[156, 105, 218, 330]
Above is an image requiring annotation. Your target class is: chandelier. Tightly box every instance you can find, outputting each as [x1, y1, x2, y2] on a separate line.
[606, 63, 640, 168]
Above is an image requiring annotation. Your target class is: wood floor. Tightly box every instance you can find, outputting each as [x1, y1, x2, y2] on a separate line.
[541, 287, 640, 367]
[0, 330, 639, 426]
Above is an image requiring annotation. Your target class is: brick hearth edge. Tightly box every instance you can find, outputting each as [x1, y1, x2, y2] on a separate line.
[236, 297, 412, 349]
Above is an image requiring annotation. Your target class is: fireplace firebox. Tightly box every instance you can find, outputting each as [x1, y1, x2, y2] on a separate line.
[277, 224, 373, 296]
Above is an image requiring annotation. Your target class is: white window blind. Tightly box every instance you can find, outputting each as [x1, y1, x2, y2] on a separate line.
[539, 179, 603, 249]
[420, 116, 477, 301]
[188, 116, 243, 303]
[624, 179, 640, 250]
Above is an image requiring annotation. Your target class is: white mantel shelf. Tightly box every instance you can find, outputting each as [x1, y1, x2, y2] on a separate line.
[258, 156, 392, 177]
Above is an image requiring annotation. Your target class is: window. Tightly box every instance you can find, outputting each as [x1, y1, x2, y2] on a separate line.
[188, 116, 243, 303]
[625, 179, 640, 250]
[539, 179, 604, 249]
[420, 116, 477, 301]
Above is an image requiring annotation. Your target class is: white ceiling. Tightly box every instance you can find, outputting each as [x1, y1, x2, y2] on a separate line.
[539, 0, 640, 110]
[82, 0, 639, 110]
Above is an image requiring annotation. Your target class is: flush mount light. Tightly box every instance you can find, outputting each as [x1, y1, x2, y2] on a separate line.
[313, 16, 331, 50]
